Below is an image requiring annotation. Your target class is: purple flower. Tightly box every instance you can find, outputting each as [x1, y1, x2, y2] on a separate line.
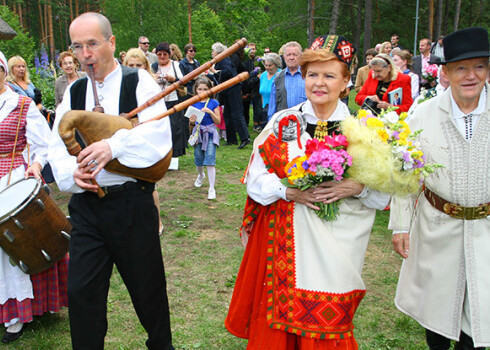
[402, 151, 412, 163]
[302, 160, 310, 171]
[414, 158, 424, 168]
[392, 130, 400, 140]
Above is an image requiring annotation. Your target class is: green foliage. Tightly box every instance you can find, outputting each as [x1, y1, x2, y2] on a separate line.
[191, 3, 227, 62]
[0, 6, 36, 63]
[29, 67, 56, 110]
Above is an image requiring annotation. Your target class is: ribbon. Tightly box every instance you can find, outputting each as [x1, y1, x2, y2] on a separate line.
[278, 114, 302, 149]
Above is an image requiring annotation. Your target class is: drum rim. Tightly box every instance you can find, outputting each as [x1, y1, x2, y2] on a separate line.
[0, 177, 41, 223]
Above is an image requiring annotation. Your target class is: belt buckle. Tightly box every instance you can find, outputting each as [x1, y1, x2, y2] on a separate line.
[443, 202, 463, 219]
[444, 203, 489, 220]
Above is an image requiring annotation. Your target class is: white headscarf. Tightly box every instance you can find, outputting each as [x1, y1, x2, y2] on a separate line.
[0, 50, 8, 74]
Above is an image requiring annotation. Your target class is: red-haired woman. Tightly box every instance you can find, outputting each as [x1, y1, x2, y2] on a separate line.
[226, 45, 390, 349]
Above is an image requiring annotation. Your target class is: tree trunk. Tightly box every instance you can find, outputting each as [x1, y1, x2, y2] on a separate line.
[453, 0, 461, 31]
[307, 0, 315, 46]
[442, 0, 450, 34]
[48, 4, 55, 61]
[363, 0, 372, 53]
[434, 0, 443, 39]
[38, 2, 46, 46]
[329, 0, 340, 34]
[353, 0, 363, 51]
[75, 0, 79, 17]
[188, 0, 192, 43]
[17, 3, 23, 27]
[69, 0, 73, 21]
[428, 0, 434, 40]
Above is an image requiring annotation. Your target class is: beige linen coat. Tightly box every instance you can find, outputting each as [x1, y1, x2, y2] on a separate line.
[389, 83, 490, 347]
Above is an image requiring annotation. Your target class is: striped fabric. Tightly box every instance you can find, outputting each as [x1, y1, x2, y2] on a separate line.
[0, 255, 69, 324]
[0, 96, 29, 177]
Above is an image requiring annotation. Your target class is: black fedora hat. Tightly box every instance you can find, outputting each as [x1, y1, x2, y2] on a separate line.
[441, 27, 489, 64]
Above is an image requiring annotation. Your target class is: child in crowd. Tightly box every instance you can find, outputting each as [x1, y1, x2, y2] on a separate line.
[188, 76, 221, 200]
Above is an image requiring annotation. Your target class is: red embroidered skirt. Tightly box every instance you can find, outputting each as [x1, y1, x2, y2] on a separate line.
[225, 211, 358, 350]
[0, 254, 69, 324]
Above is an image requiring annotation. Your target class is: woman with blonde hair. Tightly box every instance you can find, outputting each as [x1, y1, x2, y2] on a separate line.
[355, 53, 413, 114]
[6, 56, 42, 110]
[379, 41, 392, 55]
[392, 49, 420, 100]
[124, 48, 152, 74]
[226, 42, 390, 349]
[169, 43, 183, 61]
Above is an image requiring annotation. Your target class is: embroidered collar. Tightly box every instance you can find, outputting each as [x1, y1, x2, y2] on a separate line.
[300, 99, 350, 124]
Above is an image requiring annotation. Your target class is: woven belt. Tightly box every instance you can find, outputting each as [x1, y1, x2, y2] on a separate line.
[0, 150, 24, 159]
[424, 188, 490, 220]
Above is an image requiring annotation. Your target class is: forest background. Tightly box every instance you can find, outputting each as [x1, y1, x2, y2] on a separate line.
[0, 0, 488, 108]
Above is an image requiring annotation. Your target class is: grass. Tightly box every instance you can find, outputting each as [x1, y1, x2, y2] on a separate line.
[5, 109, 429, 349]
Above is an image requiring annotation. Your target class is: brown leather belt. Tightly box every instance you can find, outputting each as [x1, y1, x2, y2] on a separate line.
[424, 188, 490, 220]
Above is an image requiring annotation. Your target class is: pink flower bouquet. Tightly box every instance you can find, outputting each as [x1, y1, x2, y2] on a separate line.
[281, 135, 352, 221]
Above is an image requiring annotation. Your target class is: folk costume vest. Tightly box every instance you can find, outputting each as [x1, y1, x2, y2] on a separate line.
[0, 96, 30, 177]
[70, 65, 139, 114]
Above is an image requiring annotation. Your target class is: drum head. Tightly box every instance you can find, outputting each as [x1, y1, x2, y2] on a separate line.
[0, 178, 39, 219]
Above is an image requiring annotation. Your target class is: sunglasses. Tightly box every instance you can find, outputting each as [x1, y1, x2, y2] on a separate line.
[187, 49, 196, 52]
[140, 42, 150, 45]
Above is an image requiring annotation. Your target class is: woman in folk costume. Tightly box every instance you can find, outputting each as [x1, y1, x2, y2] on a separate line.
[0, 51, 68, 343]
[225, 37, 390, 349]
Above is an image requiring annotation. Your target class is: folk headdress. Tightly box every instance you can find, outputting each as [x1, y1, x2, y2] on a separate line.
[310, 34, 356, 69]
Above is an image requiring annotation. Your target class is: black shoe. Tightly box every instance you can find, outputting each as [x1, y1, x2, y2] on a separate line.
[2, 328, 24, 343]
[237, 139, 251, 149]
[224, 141, 237, 146]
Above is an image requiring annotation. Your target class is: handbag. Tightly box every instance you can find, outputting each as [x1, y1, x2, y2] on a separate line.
[172, 61, 187, 98]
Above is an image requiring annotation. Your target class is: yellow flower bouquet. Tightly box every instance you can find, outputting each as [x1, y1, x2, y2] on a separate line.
[341, 108, 441, 196]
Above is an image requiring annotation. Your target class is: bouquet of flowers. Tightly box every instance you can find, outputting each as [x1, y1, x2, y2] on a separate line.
[341, 108, 442, 195]
[422, 64, 438, 82]
[281, 135, 353, 221]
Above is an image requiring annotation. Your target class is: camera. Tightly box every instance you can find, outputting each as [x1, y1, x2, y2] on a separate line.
[362, 97, 381, 115]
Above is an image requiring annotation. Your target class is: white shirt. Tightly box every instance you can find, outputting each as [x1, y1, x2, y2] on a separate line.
[247, 99, 390, 210]
[49, 62, 172, 193]
[450, 86, 486, 141]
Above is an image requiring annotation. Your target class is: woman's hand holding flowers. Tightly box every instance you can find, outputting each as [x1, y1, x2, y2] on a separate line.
[313, 179, 364, 204]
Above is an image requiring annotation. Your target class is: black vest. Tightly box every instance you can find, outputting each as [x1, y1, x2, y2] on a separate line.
[70, 65, 139, 114]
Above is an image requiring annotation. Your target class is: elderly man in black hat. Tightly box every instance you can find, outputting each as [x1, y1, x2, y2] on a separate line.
[390, 27, 490, 350]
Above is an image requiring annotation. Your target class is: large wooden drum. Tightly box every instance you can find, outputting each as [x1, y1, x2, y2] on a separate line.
[0, 177, 71, 274]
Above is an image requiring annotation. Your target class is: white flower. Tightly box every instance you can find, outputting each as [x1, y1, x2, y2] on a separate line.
[383, 111, 399, 124]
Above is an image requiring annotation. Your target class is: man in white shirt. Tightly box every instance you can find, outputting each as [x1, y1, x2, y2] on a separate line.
[49, 12, 174, 350]
[390, 27, 490, 350]
[138, 35, 158, 68]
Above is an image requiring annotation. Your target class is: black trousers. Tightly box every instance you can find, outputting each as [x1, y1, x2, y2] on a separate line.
[242, 89, 263, 127]
[221, 85, 249, 144]
[426, 329, 486, 350]
[67, 182, 174, 350]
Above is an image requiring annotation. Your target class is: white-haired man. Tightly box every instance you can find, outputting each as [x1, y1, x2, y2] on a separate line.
[391, 27, 490, 349]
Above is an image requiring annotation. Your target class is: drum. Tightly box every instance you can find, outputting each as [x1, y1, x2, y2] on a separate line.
[0, 177, 71, 274]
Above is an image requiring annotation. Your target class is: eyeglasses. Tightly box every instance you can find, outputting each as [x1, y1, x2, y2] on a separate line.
[140, 42, 150, 45]
[70, 37, 110, 54]
[187, 49, 195, 53]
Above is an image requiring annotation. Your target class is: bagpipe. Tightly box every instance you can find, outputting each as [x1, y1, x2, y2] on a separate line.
[58, 38, 249, 197]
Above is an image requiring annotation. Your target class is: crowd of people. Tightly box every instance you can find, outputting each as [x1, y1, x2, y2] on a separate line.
[0, 9, 489, 350]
